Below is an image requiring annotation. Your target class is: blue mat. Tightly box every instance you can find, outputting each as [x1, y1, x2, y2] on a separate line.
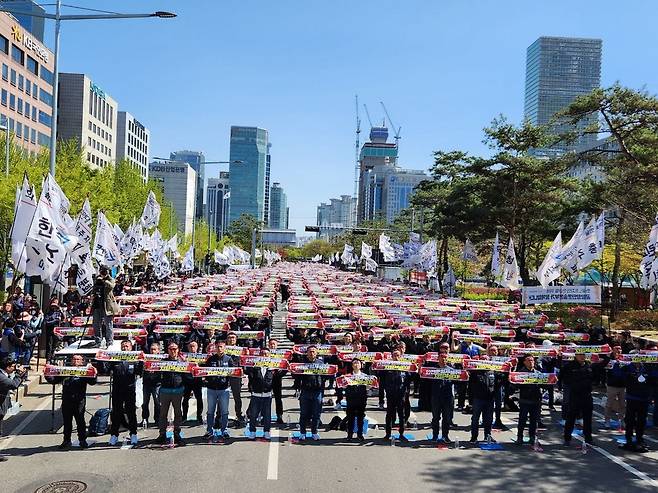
[480, 443, 504, 451]
[291, 431, 314, 439]
[392, 433, 415, 441]
[244, 427, 266, 438]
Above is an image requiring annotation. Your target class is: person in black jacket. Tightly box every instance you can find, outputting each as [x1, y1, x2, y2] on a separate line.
[46, 354, 97, 449]
[620, 360, 652, 453]
[203, 341, 233, 439]
[375, 333, 395, 409]
[515, 355, 543, 445]
[562, 353, 594, 446]
[225, 332, 245, 425]
[105, 340, 143, 446]
[469, 366, 502, 443]
[268, 338, 287, 424]
[0, 355, 27, 448]
[345, 358, 367, 442]
[298, 345, 325, 441]
[245, 348, 279, 440]
[156, 343, 189, 446]
[383, 349, 412, 442]
[182, 340, 204, 424]
[142, 342, 162, 427]
[429, 350, 455, 444]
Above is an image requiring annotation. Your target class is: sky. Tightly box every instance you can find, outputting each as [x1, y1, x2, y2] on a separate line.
[37, 0, 658, 234]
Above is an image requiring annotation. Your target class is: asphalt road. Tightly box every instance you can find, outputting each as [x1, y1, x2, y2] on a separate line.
[2, 314, 658, 493]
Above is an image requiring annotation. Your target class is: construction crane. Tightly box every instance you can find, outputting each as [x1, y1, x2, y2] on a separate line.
[380, 101, 402, 146]
[353, 95, 361, 226]
[363, 104, 374, 128]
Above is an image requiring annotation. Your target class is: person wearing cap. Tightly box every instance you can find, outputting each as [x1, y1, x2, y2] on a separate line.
[562, 353, 595, 446]
[0, 355, 28, 451]
[298, 345, 325, 441]
[344, 358, 367, 442]
[514, 355, 543, 445]
[156, 343, 189, 446]
[91, 266, 121, 349]
[104, 340, 143, 446]
[45, 354, 97, 450]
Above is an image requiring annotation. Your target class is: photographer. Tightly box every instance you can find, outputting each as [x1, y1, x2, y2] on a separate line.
[0, 355, 28, 450]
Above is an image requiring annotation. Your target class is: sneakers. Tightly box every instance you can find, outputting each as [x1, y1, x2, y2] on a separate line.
[442, 437, 453, 445]
[334, 402, 342, 410]
[174, 435, 186, 447]
[130, 434, 138, 445]
[264, 432, 271, 440]
[108, 435, 119, 446]
[484, 435, 496, 443]
[398, 435, 409, 443]
[58, 440, 72, 450]
[311, 433, 320, 441]
[358, 435, 365, 442]
[276, 417, 285, 425]
[298, 434, 306, 441]
[203, 431, 213, 440]
[222, 430, 230, 439]
[79, 440, 89, 449]
[247, 430, 256, 440]
[468, 437, 478, 444]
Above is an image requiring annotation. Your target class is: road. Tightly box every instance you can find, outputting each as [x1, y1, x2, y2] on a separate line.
[2, 310, 658, 493]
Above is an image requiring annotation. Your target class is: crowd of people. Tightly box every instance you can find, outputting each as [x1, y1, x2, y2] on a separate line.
[0, 265, 657, 462]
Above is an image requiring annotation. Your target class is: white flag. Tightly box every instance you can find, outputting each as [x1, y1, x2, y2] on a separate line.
[74, 198, 93, 246]
[442, 266, 457, 297]
[43, 173, 70, 223]
[92, 211, 122, 268]
[365, 257, 378, 272]
[341, 244, 354, 264]
[490, 233, 501, 280]
[10, 175, 37, 272]
[576, 216, 601, 271]
[182, 246, 194, 272]
[500, 238, 520, 290]
[140, 191, 161, 229]
[639, 215, 658, 289]
[536, 232, 563, 288]
[460, 239, 478, 262]
[361, 242, 373, 260]
[24, 199, 68, 281]
[379, 233, 396, 262]
[555, 221, 584, 276]
[595, 212, 605, 252]
[214, 249, 230, 265]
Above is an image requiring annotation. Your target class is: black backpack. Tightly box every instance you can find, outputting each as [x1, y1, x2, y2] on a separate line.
[88, 408, 111, 436]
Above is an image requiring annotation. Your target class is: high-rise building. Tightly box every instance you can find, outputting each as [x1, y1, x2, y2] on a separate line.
[170, 150, 205, 219]
[148, 161, 197, 236]
[524, 36, 602, 156]
[0, 12, 54, 154]
[228, 126, 268, 224]
[317, 195, 356, 240]
[116, 111, 150, 181]
[6, 1, 45, 43]
[58, 73, 118, 168]
[264, 144, 271, 225]
[269, 182, 288, 229]
[206, 171, 230, 235]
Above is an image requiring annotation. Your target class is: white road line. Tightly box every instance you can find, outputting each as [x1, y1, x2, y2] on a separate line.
[591, 404, 658, 445]
[267, 429, 280, 481]
[0, 397, 52, 450]
[573, 435, 658, 488]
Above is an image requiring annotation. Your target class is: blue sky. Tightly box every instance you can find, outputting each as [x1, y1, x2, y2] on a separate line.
[41, 0, 658, 233]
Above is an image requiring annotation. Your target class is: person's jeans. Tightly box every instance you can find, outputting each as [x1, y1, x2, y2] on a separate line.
[471, 397, 494, 440]
[110, 390, 138, 436]
[92, 310, 114, 346]
[206, 388, 230, 433]
[517, 402, 540, 442]
[431, 392, 453, 440]
[249, 396, 272, 432]
[299, 390, 322, 435]
[158, 390, 183, 436]
[142, 383, 161, 424]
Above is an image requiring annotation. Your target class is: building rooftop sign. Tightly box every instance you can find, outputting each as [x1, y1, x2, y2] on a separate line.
[11, 24, 49, 64]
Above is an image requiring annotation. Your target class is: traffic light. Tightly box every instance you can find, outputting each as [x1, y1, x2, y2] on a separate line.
[305, 226, 320, 232]
[352, 228, 367, 235]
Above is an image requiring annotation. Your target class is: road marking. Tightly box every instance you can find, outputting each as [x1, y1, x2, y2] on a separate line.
[0, 397, 52, 450]
[573, 435, 658, 488]
[267, 429, 280, 481]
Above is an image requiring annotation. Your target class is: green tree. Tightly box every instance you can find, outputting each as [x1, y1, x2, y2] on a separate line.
[226, 213, 263, 252]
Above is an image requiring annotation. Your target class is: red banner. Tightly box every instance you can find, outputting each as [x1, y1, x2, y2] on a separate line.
[44, 364, 97, 378]
[95, 350, 144, 362]
[509, 372, 558, 385]
[293, 344, 337, 356]
[144, 360, 196, 373]
[193, 366, 243, 378]
[558, 344, 611, 354]
[54, 327, 94, 338]
[338, 351, 383, 363]
[464, 359, 511, 372]
[153, 324, 190, 334]
[419, 366, 469, 381]
[371, 360, 418, 373]
[289, 363, 338, 375]
[527, 331, 590, 342]
[336, 374, 379, 388]
[240, 356, 290, 369]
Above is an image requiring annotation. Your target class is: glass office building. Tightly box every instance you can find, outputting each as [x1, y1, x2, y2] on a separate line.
[170, 150, 205, 218]
[524, 36, 602, 156]
[228, 126, 268, 224]
[269, 182, 288, 229]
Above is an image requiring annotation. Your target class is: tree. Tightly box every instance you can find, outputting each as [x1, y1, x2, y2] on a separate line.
[226, 213, 262, 252]
[300, 239, 335, 259]
[558, 84, 658, 317]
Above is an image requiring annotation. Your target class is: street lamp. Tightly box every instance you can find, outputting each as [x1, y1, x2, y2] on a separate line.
[1, 116, 9, 177]
[0, 2, 177, 177]
[221, 191, 231, 238]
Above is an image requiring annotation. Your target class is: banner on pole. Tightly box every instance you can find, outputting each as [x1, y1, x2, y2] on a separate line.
[522, 285, 601, 305]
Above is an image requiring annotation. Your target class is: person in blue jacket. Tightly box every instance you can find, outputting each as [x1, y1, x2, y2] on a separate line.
[620, 358, 652, 453]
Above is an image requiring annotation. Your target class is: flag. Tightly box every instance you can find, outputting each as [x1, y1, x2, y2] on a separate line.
[361, 242, 372, 259]
[140, 191, 161, 229]
[379, 233, 396, 262]
[500, 238, 520, 290]
[555, 221, 584, 276]
[341, 244, 354, 264]
[214, 249, 229, 265]
[92, 211, 121, 268]
[10, 175, 37, 272]
[365, 257, 378, 272]
[418, 239, 437, 272]
[24, 198, 68, 281]
[74, 198, 93, 246]
[460, 239, 478, 262]
[181, 246, 194, 272]
[596, 212, 605, 252]
[442, 266, 457, 297]
[536, 232, 562, 288]
[490, 233, 501, 281]
[42, 173, 70, 223]
[640, 214, 658, 289]
[576, 216, 602, 271]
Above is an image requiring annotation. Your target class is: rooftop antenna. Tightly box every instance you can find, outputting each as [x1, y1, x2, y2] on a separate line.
[380, 101, 402, 147]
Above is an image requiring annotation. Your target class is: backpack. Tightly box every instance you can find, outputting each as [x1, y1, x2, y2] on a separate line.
[88, 408, 111, 436]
